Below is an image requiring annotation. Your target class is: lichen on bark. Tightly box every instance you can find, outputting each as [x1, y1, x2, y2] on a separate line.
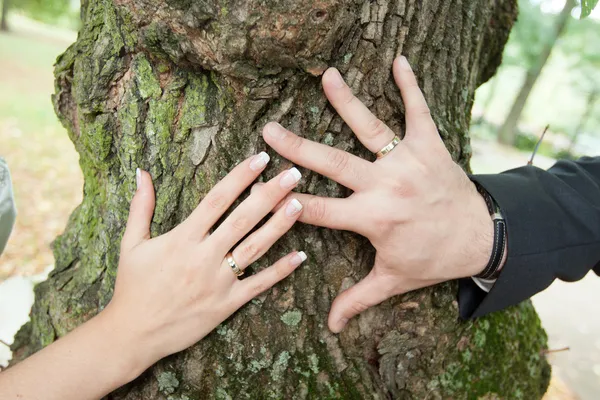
[11, 0, 551, 398]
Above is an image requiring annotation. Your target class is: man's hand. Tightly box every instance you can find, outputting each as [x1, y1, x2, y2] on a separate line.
[262, 56, 495, 333]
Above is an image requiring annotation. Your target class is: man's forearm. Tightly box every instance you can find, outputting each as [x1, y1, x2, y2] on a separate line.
[0, 310, 146, 400]
[460, 157, 600, 318]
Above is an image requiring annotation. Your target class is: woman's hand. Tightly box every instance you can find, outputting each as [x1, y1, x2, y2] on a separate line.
[104, 153, 307, 374]
[0, 154, 307, 400]
[261, 56, 495, 333]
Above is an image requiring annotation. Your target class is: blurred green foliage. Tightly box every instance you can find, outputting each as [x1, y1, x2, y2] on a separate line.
[503, 1, 554, 69]
[474, 0, 600, 154]
[581, 0, 599, 18]
[6, 0, 79, 28]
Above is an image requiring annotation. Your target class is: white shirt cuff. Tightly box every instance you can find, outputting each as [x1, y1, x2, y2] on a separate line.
[472, 276, 496, 292]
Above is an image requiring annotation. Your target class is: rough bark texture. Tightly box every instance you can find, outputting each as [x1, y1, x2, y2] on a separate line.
[12, 0, 551, 398]
[497, 0, 575, 145]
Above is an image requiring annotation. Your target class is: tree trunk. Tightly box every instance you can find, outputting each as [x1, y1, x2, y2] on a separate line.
[568, 89, 598, 153]
[1, 0, 9, 32]
[497, 0, 576, 145]
[11, 0, 551, 398]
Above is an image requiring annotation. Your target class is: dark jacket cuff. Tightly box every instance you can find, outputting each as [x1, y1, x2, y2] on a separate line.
[460, 164, 600, 318]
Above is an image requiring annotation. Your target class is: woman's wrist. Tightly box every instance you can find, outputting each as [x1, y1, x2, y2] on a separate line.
[93, 306, 153, 387]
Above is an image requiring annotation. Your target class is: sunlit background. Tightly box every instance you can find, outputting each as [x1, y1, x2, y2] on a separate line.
[0, 0, 599, 398]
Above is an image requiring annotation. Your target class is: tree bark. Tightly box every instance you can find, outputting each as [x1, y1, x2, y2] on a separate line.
[11, 0, 551, 398]
[497, 0, 576, 145]
[1, 0, 9, 32]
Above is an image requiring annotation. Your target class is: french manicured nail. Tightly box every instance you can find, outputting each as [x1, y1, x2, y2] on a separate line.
[290, 251, 308, 267]
[250, 151, 270, 171]
[327, 68, 345, 88]
[398, 56, 411, 70]
[285, 198, 303, 217]
[266, 122, 287, 140]
[136, 168, 141, 190]
[280, 167, 301, 189]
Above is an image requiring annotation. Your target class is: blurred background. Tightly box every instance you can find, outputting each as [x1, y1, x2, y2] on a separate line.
[0, 0, 599, 398]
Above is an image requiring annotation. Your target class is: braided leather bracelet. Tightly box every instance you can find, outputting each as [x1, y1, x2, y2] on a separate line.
[473, 182, 506, 280]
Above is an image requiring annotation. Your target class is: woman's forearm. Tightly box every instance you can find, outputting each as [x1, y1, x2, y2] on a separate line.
[0, 163, 305, 399]
[0, 310, 146, 400]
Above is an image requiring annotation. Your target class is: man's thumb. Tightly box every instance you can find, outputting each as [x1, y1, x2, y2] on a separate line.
[328, 271, 391, 333]
[121, 169, 155, 251]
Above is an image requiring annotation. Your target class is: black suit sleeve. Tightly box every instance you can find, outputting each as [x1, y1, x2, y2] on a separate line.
[459, 157, 600, 319]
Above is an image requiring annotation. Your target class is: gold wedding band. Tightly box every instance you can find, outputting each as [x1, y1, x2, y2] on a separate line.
[376, 135, 401, 159]
[226, 253, 244, 277]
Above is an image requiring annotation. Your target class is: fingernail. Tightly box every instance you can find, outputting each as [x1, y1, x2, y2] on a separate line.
[266, 122, 287, 140]
[280, 167, 301, 189]
[249, 151, 270, 171]
[290, 251, 307, 267]
[398, 56, 411, 70]
[136, 168, 141, 190]
[285, 198, 303, 217]
[327, 68, 345, 88]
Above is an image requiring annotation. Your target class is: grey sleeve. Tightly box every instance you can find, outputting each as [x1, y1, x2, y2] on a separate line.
[0, 157, 16, 256]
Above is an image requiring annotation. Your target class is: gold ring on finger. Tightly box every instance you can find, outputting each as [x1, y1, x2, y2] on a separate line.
[226, 253, 244, 278]
[376, 135, 401, 159]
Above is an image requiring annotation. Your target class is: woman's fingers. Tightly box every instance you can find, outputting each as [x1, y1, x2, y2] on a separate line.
[122, 169, 156, 252]
[209, 167, 302, 253]
[321, 68, 397, 154]
[232, 251, 307, 307]
[182, 152, 270, 239]
[229, 198, 303, 273]
[392, 56, 439, 142]
[262, 122, 373, 191]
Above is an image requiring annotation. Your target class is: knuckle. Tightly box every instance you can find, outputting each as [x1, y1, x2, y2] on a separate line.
[239, 243, 261, 262]
[231, 216, 250, 232]
[288, 135, 304, 152]
[349, 300, 369, 315]
[341, 89, 356, 105]
[260, 186, 280, 203]
[274, 260, 290, 279]
[307, 197, 328, 222]
[408, 104, 430, 117]
[250, 281, 270, 298]
[205, 193, 227, 212]
[418, 106, 431, 116]
[366, 118, 389, 140]
[406, 78, 421, 90]
[325, 149, 350, 175]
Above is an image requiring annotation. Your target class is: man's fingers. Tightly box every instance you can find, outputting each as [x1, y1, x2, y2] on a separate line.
[183, 152, 270, 239]
[321, 68, 397, 154]
[251, 184, 361, 232]
[328, 271, 392, 333]
[232, 251, 307, 307]
[122, 169, 156, 251]
[392, 56, 439, 140]
[262, 122, 373, 191]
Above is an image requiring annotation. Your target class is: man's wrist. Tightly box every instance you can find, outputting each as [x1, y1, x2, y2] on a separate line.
[469, 181, 507, 278]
